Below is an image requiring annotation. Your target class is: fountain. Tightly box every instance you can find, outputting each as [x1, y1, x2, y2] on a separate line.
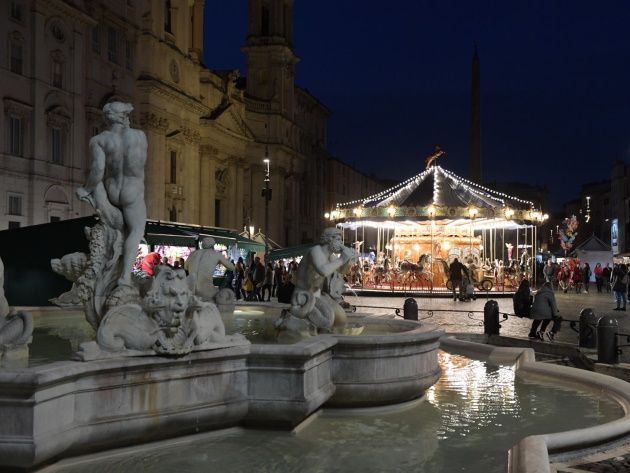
[0, 103, 443, 470]
[2, 104, 629, 472]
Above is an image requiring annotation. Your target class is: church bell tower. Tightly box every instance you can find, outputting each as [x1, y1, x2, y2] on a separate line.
[242, 0, 298, 116]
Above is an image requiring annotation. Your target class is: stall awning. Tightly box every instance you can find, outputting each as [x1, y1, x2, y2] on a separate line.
[267, 243, 315, 261]
[236, 235, 266, 252]
[197, 229, 237, 247]
[145, 222, 197, 247]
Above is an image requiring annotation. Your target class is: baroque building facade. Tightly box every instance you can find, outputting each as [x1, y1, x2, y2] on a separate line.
[1, 0, 374, 246]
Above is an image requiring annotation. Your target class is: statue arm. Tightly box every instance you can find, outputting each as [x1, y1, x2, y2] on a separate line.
[220, 257, 235, 270]
[83, 137, 106, 194]
[311, 246, 355, 277]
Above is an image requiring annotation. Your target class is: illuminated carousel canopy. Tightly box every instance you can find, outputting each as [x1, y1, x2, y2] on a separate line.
[328, 165, 547, 230]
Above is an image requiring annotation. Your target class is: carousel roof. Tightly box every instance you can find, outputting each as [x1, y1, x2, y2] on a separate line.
[329, 164, 547, 229]
[337, 165, 533, 210]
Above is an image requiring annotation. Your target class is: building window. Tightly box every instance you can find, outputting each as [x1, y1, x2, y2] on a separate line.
[52, 58, 63, 88]
[215, 199, 221, 227]
[8, 194, 22, 215]
[51, 127, 63, 164]
[92, 26, 101, 54]
[125, 39, 133, 70]
[10, 35, 23, 74]
[169, 206, 177, 221]
[170, 151, 177, 184]
[107, 26, 118, 63]
[50, 216, 61, 222]
[164, 0, 173, 34]
[10, 2, 23, 22]
[8, 115, 24, 156]
[8, 221, 20, 229]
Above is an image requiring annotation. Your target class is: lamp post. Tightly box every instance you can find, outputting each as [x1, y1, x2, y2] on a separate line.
[262, 158, 272, 260]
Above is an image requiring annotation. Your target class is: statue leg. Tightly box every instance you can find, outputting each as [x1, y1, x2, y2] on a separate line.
[118, 201, 146, 286]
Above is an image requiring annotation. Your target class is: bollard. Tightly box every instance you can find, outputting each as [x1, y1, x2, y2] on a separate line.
[403, 298, 418, 321]
[597, 316, 619, 364]
[484, 300, 500, 336]
[578, 308, 598, 349]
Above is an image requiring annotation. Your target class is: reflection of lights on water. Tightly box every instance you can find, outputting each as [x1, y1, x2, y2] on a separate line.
[427, 352, 517, 439]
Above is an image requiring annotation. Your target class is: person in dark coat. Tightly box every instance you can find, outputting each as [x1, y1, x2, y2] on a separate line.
[529, 282, 561, 341]
[513, 279, 533, 318]
[277, 274, 295, 303]
[448, 258, 469, 301]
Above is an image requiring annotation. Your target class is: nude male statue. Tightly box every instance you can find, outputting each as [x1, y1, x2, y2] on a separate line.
[289, 227, 357, 332]
[185, 237, 235, 301]
[76, 102, 147, 287]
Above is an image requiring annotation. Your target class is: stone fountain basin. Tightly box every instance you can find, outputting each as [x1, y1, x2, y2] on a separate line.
[0, 315, 442, 470]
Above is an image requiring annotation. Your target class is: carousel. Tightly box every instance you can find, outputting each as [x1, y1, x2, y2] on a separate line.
[326, 151, 548, 293]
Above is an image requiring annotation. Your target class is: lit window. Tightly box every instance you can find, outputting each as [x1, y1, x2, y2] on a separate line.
[8, 194, 22, 216]
[107, 26, 118, 63]
[51, 127, 63, 164]
[8, 116, 24, 156]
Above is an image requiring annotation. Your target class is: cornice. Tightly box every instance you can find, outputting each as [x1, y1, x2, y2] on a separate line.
[136, 75, 209, 116]
[139, 112, 169, 131]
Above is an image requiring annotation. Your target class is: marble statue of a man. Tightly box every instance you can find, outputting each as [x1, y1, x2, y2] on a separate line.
[76, 102, 147, 287]
[185, 237, 235, 301]
[285, 227, 357, 334]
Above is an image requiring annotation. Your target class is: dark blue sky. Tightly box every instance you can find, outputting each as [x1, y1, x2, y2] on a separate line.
[204, 1, 630, 209]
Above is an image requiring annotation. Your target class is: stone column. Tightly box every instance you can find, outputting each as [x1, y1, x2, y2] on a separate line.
[191, 0, 205, 61]
[199, 145, 217, 226]
[140, 112, 169, 220]
[182, 126, 201, 224]
[234, 161, 245, 230]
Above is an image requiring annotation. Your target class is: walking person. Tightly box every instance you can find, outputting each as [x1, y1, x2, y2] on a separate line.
[528, 281, 561, 341]
[543, 260, 554, 285]
[448, 258, 469, 301]
[594, 263, 603, 293]
[602, 263, 612, 293]
[612, 264, 628, 311]
[272, 262, 283, 298]
[582, 263, 591, 293]
[234, 257, 245, 300]
[261, 262, 273, 302]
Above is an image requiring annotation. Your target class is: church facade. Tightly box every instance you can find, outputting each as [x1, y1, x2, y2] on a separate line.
[0, 0, 382, 245]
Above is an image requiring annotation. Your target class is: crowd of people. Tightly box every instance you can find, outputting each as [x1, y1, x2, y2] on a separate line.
[222, 256, 299, 303]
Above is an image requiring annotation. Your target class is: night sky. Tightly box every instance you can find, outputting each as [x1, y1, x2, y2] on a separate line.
[204, 1, 630, 210]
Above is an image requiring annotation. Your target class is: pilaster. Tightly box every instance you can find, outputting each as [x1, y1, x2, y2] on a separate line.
[140, 111, 169, 220]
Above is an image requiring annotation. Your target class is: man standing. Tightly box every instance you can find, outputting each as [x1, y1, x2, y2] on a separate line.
[449, 258, 469, 301]
[76, 102, 147, 288]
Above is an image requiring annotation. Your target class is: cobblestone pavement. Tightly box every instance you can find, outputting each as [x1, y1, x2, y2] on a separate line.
[345, 289, 630, 346]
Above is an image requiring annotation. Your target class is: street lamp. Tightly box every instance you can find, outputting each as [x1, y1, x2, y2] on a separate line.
[261, 158, 272, 260]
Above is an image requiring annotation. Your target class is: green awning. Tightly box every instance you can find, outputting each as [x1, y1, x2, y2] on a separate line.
[267, 243, 315, 261]
[236, 235, 266, 252]
[197, 229, 237, 247]
[145, 222, 197, 247]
